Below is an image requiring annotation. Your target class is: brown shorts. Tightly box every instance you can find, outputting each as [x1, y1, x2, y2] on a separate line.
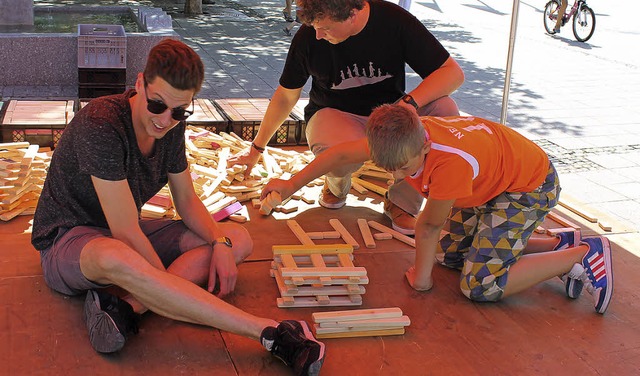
[39, 219, 190, 296]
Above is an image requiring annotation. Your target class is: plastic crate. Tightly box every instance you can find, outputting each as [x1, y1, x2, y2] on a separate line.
[0, 100, 74, 148]
[213, 98, 298, 146]
[78, 24, 127, 69]
[186, 99, 230, 134]
[78, 84, 126, 99]
[78, 68, 126, 85]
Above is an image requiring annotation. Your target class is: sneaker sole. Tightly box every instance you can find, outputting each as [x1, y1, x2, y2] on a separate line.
[595, 237, 614, 314]
[318, 197, 346, 209]
[391, 222, 415, 236]
[84, 290, 126, 353]
[564, 277, 583, 299]
[296, 320, 325, 376]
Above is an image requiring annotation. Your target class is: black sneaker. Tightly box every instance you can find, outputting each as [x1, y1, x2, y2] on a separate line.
[84, 290, 139, 353]
[260, 320, 325, 376]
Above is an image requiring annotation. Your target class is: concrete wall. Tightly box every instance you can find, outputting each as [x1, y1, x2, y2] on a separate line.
[0, 0, 34, 25]
[0, 33, 179, 89]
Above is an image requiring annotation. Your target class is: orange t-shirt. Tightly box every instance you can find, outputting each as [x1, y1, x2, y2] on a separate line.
[406, 116, 550, 208]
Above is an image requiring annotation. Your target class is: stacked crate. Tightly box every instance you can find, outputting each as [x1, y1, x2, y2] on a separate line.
[213, 98, 298, 146]
[77, 24, 127, 99]
[0, 100, 74, 148]
[186, 99, 230, 134]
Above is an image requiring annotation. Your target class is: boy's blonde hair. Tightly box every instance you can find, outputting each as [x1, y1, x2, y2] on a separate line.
[366, 104, 425, 171]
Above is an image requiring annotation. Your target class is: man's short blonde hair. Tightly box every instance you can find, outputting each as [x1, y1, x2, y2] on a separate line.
[366, 104, 425, 171]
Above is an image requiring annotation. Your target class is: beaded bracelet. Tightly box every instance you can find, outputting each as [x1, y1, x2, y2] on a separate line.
[251, 142, 265, 153]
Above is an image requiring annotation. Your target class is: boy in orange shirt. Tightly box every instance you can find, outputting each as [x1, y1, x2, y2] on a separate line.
[262, 104, 613, 313]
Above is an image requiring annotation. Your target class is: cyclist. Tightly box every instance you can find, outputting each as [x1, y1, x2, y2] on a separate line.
[552, 0, 569, 34]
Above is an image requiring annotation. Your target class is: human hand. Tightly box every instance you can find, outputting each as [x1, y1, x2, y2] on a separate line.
[405, 266, 433, 291]
[208, 243, 238, 298]
[260, 178, 295, 201]
[228, 146, 261, 178]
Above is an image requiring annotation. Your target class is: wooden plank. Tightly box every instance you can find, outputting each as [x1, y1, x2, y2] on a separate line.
[351, 177, 388, 196]
[272, 244, 353, 255]
[314, 327, 405, 339]
[367, 220, 415, 248]
[317, 315, 410, 329]
[373, 232, 393, 240]
[558, 200, 598, 223]
[329, 218, 360, 249]
[312, 307, 403, 323]
[547, 211, 581, 231]
[357, 218, 376, 248]
[280, 266, 367, 278]
[285, 220, 316, 245]
[277, 295, 363, 308]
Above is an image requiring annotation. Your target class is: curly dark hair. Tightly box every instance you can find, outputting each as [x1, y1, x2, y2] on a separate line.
[143, 39, 204, 93]
[297, 0, 366, 24]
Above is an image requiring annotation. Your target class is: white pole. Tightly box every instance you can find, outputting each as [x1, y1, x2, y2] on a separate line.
[500, 0, 520, 125]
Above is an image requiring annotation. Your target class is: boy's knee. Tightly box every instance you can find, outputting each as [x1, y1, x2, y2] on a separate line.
[460, 274, 505, 302]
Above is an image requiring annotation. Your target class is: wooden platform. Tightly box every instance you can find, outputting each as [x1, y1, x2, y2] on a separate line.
[1, 169, 640, 375]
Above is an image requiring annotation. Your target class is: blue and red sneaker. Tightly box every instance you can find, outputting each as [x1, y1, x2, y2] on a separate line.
[554, 230, 584, 299]
[580, 236, 614, 314]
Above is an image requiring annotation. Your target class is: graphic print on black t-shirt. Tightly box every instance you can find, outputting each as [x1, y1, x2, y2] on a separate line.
[332, 61, 392, 90]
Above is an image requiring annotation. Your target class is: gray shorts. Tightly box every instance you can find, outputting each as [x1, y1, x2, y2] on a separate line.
[40, 219, 190, 296]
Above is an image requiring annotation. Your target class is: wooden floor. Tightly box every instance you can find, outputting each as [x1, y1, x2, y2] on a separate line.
[2, 184, 640, 375]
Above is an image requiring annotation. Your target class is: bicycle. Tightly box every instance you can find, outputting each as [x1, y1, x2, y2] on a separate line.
[543, 0, 596, 42]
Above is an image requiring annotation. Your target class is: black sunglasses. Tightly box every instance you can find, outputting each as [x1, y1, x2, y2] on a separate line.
[143, 79, 194, 121]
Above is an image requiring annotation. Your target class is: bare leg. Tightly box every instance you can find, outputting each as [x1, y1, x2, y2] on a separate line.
[523, 235, 561, 254]
[81, 237, 273, 340]
[123, 222, 252, 314]
[554, 0, 569, 31]
[502, 244, 586, 297]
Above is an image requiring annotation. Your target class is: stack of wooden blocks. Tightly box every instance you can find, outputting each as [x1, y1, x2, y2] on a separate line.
[140, 125, 315, 221]
[312, 307, 410, 339]
[270, 243, 368, 308]
[0, 142, 50, 221]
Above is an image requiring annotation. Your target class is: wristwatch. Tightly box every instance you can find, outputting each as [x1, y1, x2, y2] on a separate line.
[399, 94, 419, 110]
[212, 236, 233, 248]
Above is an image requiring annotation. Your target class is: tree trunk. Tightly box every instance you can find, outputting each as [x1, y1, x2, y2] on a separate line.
[184, 0, 203, 16]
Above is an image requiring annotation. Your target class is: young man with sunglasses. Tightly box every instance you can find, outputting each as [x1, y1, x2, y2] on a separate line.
[31, 39, 325, 375]
[230, 0, 464, 236]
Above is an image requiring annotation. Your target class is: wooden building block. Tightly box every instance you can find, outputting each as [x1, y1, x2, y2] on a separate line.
[367, 221, 415, 248]
[373, 232, 393, 240]
[312, 307, 403, 323]
[322, 231, 341, 239]
[314, 327, 405, 339]
[357, 218, 376, 248]
[273, 244, 353, 255]
[277, 296, 363, 308]
[286, 220, 316, 245]
[329, 218, 360, 249]
[317, 315, 410, 329]
[212, 201, 243, 221]
[558, 200, 598, 223]
[228, 214, 247, 223]
[307, 232, 325, 240]
[547, 212, 581, 231]
[351, 177, 388, 196]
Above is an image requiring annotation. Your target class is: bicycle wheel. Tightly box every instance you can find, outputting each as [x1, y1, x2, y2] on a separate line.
[573, 5, 596, 42]
[543, 0, 560, 34]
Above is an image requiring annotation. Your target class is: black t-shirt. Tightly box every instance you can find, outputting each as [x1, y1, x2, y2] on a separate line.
[280, 0, 450, 122]
[31, 90, 188, 251]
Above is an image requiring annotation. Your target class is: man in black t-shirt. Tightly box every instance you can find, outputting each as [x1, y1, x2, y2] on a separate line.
[231, 0, 464, 235]
[31, 40, 325, 374]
